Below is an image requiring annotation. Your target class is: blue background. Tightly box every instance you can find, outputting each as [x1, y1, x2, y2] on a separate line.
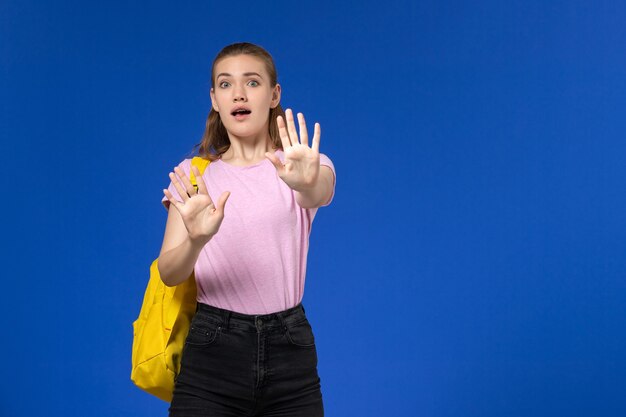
[2, 1, 625, 416]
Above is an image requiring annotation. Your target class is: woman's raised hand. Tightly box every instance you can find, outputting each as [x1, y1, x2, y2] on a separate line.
[265, 108, 321, 192]
[163, 165, 230, 246]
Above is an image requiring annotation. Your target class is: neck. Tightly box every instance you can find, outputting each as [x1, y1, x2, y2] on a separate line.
[222, 132, 278, 163]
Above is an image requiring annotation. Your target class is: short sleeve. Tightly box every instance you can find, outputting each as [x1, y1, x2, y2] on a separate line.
[319, 153, 336, 207]
[161, 158, 192, 211]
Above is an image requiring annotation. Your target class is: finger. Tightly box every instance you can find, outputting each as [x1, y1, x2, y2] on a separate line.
[285, 108, 300, 145]
[169, 171, 190, 202]
[297, 112, 309, 147]
[191, 165, 217, 207]
[312, 122, 321, 153]
[163, 189, 182, 212]
[191, 165, 209, 196]
[277, 115, 292, 148]
[265, 151, 284, 173]
[174, 166, 196, 197]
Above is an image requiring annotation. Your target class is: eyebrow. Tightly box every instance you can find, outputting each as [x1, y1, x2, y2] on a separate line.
[216, 72, 264, 80]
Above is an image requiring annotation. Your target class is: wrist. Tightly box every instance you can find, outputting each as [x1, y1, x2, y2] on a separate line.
[291, 178, 318, 193]
[187, 234, 212, 250]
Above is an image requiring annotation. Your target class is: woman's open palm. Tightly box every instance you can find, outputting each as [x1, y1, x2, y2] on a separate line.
[265, 108, 321, 191]
[163, 165, 230, 245]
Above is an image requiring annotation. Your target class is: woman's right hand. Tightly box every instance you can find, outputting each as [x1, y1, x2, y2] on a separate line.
[163, 165, 230, 246]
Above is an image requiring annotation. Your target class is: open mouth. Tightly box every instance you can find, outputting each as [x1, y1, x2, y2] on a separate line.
[231, 109, 252, 116]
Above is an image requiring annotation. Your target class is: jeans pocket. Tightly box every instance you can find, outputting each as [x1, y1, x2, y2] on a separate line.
[185, 317, 221, 347]
[285, 319, 316, 348]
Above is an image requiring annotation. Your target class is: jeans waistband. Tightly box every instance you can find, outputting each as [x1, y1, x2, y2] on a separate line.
[195, 302, 308, 332]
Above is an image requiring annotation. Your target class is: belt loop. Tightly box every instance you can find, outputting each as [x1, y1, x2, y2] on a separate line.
[277, 311, 288, 330]
[222, 310, 231, 330]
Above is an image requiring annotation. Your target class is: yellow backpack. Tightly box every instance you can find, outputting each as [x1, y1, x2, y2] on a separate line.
[131, 156, 210, 402]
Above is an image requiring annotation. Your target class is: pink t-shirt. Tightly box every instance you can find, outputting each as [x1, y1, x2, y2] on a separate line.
[160, 150, 336, 314]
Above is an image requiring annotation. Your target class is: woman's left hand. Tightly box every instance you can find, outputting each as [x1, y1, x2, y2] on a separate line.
[265, 108, 321, 192]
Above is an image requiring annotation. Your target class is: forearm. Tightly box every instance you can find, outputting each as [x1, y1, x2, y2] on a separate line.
[295, 183, 324, 208]
[157, 237, 207, 287]
[294, 166, 333, 209]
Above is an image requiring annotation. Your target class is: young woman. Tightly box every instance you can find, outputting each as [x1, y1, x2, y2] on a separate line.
[158, 42, 336, 416]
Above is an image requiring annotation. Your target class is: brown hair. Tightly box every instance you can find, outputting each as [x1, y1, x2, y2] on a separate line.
[189, 42, 285, 161]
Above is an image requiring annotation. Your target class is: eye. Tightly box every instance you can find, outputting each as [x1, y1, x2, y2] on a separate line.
[248, 80, 259, 87]
[219, 81, 230, 88]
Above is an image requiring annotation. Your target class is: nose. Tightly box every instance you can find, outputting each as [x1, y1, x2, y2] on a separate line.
[233, 85, 247, 102]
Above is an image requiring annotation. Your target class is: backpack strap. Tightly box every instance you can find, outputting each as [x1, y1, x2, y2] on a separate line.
[189, 157, 210, 192]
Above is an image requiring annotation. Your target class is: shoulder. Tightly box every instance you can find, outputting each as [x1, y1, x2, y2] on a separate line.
[171, 157, 193, 167]
[172, 158, 193, 175]
[319, 152, 335, 173]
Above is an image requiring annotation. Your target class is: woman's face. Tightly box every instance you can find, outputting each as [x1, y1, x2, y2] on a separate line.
[210, 54, 281, 140]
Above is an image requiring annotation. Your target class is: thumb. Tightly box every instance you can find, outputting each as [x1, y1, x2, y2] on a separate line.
[215, 191, 231, 214]
[265, 152, 284, 173]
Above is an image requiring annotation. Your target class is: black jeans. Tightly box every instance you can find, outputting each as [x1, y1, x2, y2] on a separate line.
[168, 302, 324, 417]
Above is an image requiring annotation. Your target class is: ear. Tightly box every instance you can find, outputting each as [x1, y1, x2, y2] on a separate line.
[210, 87, 219, 112]
[270, 84, 281, 109]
